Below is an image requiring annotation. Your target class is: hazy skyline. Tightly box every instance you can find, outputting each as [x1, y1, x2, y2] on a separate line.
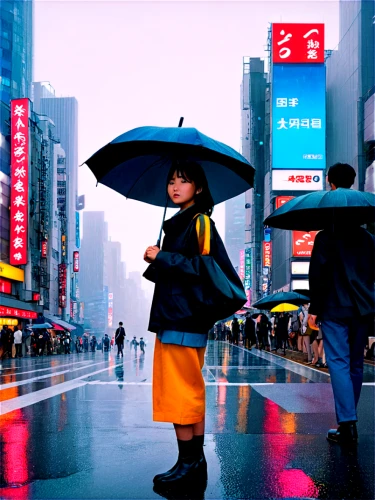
[34, 0, 340, 282]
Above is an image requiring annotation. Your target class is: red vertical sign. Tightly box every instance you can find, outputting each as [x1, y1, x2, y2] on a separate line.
[272, 23, 325, 63]
[263, 242, 272, 267]
[58, 264, 67, 308]
[73, 251, 79, 272]
[10, 99, 29, 265]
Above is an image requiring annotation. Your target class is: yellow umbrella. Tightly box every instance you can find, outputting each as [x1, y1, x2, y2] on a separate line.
[270, 303, 299, 313]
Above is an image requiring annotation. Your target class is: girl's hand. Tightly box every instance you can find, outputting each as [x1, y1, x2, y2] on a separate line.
[144, 246, 160, 263]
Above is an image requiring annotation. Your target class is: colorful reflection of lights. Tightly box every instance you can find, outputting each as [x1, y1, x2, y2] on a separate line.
[0, 403, 30, 498]
[262, 398, 319, 498]
[216, 378, 227, 432]
[235, 385, 250, 434]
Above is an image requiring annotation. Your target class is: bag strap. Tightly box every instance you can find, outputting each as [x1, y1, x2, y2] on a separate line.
[194, 214, 211, 256]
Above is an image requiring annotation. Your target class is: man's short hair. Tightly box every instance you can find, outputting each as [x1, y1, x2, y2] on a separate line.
[119, 322, 123, 326]
[327, 163, 356, 188]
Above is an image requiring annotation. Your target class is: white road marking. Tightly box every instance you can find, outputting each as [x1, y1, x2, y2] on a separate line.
[0, 361, 127, 415]
[0, 360, 90, 377]
[0, 360, 108, 390]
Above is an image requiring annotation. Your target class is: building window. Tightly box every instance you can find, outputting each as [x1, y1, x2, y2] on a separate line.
[1, 76, 11, 87]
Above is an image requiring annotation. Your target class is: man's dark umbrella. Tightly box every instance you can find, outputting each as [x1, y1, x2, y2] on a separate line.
[251, 291, 310, 311]
[84, 119, 255, 245]
[264, 188, 375, 231]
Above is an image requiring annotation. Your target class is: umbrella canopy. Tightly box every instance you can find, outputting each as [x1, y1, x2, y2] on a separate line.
[264, 188, 375, 231]
[84, 125, 255, 207]
[271, 303, 299, 313]
[31, 323, 53, 329]
[252, 291, 310, 310]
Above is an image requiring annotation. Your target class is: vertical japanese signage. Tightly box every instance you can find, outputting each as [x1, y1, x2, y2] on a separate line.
[239, 250, 245, 282]
[272, 23, 324, 64]
[41, 240, 48, 258]
[272, 64, 326, 171]
[58, 263, 67, 308]
[75, 211, 80, 249]
[263, 242, 272, 268]
[10, 99, 29, 265]
[108, 292, 113, 327]
[73, 251, 79, 272]
[244, 248, 252, 307]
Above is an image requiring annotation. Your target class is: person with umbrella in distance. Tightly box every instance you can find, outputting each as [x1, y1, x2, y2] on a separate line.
[143, 161, 246, 489]
[308, 163, 375, 446]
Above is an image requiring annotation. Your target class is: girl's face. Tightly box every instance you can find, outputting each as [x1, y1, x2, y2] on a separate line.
[167, 171, 202, 210]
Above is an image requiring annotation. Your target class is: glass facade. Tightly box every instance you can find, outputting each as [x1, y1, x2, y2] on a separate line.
[326, 0, 375, 190]
[0, 0, 33, 260]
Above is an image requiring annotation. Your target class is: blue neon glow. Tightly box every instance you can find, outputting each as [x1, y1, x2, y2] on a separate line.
[272, 64, 326, 170]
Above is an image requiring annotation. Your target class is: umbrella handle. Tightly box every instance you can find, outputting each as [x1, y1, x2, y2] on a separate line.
[156, 194, 169, 248]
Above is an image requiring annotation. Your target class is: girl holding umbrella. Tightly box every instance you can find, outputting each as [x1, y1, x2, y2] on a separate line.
[143, 161, 246, 489]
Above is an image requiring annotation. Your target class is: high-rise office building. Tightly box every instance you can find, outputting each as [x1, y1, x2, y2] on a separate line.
[32, 82, 80, 319]
[1, 0, 33, 260]
[326, 0, 375, 190]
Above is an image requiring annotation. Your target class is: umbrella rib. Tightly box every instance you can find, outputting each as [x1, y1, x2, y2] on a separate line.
[124, 156, 170, 199]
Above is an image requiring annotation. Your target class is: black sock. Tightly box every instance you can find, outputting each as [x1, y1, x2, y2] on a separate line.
[177, 439, 195, 461]
[192, 435, 204, 457]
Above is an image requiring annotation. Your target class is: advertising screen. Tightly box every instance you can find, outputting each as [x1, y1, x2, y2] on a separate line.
[292, 231, 319, 257]
[272, 23, 324, 64]
[272, 64, 326, 170]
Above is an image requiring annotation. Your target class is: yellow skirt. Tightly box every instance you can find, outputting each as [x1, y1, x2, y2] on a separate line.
[153, 338, 206, 425]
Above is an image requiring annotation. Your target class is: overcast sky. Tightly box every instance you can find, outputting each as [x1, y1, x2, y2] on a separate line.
[34, 0, 340, 285]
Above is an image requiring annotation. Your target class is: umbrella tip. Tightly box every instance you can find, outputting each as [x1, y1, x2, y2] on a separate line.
[178, 117, 184, 127]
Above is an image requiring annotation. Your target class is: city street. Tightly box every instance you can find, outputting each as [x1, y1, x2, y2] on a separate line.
[0, 340, 374, 500]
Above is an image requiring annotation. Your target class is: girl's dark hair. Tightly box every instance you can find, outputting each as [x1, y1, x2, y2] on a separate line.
[167, 161, 214, 216]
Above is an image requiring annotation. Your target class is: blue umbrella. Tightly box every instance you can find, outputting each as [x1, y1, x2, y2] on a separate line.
[264, 188, 375, 231]
[84, 121, 254, 208]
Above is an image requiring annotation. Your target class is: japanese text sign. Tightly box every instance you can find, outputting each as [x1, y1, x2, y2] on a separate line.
[272, 170, 323, 191]
[263, 242, 272, 268]
[10, 98, 29, 265]
[73, 251, 79, 272]
[275, 196, 295, 210]
[239, 250, 245, 281]
[272, 23, 324, 64]
[292, 231, 319, 257]
[0, 306, 37, 319]
[41, 240, 48, 258]
[108, 292, 113, 327]
[58, 264, 67, 308]
[272, 64, 326, 170]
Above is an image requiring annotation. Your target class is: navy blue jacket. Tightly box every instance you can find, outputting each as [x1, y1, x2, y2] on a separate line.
[309, 227, 375, 319]
[144, 205, 246, 334]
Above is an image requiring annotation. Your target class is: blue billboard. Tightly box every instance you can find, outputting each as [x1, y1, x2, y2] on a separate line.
[272, 64, 326, 170]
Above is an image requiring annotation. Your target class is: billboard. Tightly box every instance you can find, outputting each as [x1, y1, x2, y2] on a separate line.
[291, 261, 310, 275]
[0, 306, 37, 319]
[272, 170, 323, 191]
[244, 248, 252, 307]
[272, 64, 326, 171]
[272, 23, 324, 64]
[10, 98, 29, 265]
[292, 231, 319, 257]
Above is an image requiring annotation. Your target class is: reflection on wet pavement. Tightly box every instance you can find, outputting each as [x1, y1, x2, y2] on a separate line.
[0, 340, 373, 499]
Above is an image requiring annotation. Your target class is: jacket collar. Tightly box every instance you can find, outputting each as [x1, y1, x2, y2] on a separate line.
[163, 204, 200, 235]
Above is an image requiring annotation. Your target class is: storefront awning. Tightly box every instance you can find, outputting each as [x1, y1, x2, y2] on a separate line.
[45, 316, 76, 331]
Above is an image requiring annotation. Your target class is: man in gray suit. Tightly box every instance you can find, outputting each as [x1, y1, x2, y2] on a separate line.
[309, 163, 375, 445]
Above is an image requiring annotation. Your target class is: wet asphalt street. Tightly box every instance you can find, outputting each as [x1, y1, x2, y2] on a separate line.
[0, 339, 374, 500]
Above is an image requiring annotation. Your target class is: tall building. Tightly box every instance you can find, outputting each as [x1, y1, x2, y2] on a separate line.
[32, 81, 80, 319]
[1, 0, 33, 260]
[224, 194, 245, 272]
[240, 58, 267, 303]
[326, 0, 375, 191]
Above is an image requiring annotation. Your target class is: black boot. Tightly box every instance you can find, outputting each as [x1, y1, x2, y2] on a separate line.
[154, 438, 207, 486]
[153, 438, 189, 483]
[327, 422, 358, 445]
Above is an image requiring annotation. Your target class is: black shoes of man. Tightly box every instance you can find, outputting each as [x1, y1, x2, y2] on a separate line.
[327, 422, 358, 446]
